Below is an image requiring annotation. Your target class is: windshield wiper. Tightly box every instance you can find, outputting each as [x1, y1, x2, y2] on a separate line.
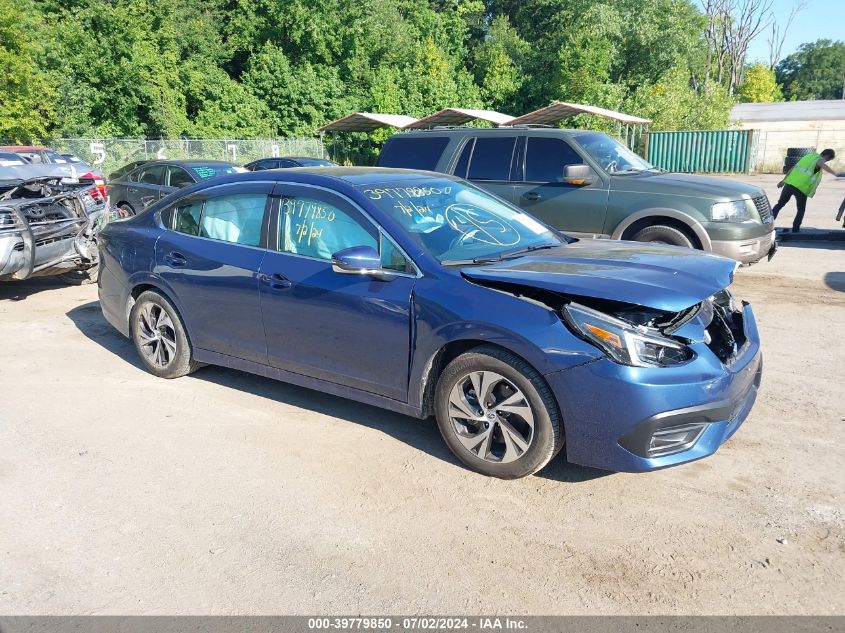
[441, 255, 504, 266]
[497, 243, 559, 259]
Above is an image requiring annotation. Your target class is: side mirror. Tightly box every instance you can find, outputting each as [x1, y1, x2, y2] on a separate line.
[563, 164, 596, 186]
[331, 245, 394, 281]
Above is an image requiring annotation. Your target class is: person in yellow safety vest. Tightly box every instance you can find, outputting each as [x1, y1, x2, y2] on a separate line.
[772, 148, 837, 233]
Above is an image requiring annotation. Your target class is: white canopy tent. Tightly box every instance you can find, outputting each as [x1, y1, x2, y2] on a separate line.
[318, 112, 419, 133]
[506, 102, 651, 149]
[402, 108, 515, 129]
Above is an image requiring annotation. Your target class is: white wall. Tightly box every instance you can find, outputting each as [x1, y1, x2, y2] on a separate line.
[732, 119, 845, 174]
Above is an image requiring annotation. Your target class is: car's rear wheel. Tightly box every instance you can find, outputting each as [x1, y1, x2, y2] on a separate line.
[118, 203, 135, 217]
[130, 290, 199, 379]
[632, 224, 694, 248]
[434, 346, 563, 479]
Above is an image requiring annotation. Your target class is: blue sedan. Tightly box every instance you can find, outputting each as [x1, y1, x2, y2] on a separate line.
[98, 167, 762, 478]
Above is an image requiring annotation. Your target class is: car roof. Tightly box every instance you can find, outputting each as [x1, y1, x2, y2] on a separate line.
[137, 159, 238, 167]
[168, 167, 456, 197]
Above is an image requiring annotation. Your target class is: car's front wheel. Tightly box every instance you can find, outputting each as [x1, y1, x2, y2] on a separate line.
[130, 290, 199, 379]
[434, 346, 563, 479]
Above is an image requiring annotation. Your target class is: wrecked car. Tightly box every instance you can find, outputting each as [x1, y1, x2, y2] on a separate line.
[98, 168, 762, 478]
[0, 162, 118, 284]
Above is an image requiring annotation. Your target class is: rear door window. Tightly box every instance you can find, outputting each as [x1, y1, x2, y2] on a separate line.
[467, 137, 516, 181]
[378, 136, 449, 171]
[138, 165, 166, 185]
[167, 166, 195, 188]
[525, 138, 584, 182]
[199, 193, 268, 247]
[171, 199, 203, 235]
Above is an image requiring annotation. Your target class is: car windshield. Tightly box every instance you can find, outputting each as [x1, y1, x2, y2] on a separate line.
[0, 152, 25, 166]
[189, 164, 245, 180]
[573, 132, 654, 174]
[358, 178, 565, 264]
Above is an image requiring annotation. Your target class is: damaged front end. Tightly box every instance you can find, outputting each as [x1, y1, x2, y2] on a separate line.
[468, 277, 748, 369]
[0, 177, 105, 282]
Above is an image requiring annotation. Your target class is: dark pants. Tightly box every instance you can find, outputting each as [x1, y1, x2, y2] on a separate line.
[772, 184, 808, 231]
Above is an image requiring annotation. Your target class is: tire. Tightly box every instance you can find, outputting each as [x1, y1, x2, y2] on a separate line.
[786, 147, 814, 159]
[118, 203, 136, 217]
[58, 263, 99, 285]
[631, 224, 695, 248]
[434, 345, 564, 479]
[129, 290, 199, 379]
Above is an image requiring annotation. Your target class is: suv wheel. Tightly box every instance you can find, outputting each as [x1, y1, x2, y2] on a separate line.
[434, 345, 563, 479]
[632, 224, 694, 248]
[130, 290, 199, 379]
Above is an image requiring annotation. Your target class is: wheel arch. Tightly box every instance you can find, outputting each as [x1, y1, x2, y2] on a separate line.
[417, 339, 557, 420]
[125, 277, 193, 342]
[611, 208, 711, 251]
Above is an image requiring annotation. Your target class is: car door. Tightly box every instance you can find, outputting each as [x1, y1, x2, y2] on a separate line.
[453, 135, 518, 204]
[130, 164, 168, 210]
[511, 135, 610, 237]
[259, 183, 415, 401]
[155, 182, 273, 364]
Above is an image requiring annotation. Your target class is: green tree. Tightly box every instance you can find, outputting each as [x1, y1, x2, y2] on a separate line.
[737, 64, 783, 103]
[776, 39, 845, 101]
[0, 0, 54, 141]
[627, 66, 734, 130]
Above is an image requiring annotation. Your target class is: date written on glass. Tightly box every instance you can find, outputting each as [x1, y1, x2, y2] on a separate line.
[307, 616, 529, 631]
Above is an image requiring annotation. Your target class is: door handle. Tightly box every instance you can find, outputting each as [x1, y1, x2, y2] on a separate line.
[523, 192, 541, 201]
[260, 273, 291, 290]
[164, 251, 187, 267]
[128, 187, 138, 193]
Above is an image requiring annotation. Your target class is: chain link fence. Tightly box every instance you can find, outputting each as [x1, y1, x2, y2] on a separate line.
[22, 138, 326, 177]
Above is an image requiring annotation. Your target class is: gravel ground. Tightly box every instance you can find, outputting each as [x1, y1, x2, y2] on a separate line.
[0, 175, 843, 615]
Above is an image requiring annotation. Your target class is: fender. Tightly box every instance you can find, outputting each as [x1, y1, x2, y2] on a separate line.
[611, 208, 712, 251]
[123, 271, 196, 341]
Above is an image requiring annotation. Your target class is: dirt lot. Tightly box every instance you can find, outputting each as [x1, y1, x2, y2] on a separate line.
[1, 175, 843, 615]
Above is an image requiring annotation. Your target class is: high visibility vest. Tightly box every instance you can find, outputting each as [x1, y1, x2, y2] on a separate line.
[785, 152, 823, 197]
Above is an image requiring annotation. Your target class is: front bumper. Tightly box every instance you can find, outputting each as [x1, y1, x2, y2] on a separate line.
[711, 228, 776, 265]
[546, 303, 762, 472]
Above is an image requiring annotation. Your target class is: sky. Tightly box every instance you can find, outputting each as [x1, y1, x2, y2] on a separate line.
[743, 0, 845, 64]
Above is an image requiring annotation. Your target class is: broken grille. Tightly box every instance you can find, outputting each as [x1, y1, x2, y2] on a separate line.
[753, 195, 773, 224]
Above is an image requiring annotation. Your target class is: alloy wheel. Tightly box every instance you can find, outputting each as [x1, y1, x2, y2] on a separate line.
[447, 371, 535, 463]
[137, 303, 178, 368]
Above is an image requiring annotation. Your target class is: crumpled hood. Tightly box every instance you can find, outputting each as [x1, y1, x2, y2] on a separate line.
[462, 240, 737, 313]
[0, 163, 79, 188]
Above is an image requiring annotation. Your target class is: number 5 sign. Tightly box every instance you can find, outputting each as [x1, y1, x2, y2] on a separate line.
[89, 142, 106, 165]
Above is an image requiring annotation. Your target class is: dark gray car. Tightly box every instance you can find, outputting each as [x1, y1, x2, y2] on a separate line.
[244, 156, 337, 171]
[378, 128, 776, 265]
[109, 160, 244, 215]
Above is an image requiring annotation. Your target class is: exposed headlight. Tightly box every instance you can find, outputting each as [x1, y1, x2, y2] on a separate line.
[711, 200, 755, 222]
[562, 302, 694, 368]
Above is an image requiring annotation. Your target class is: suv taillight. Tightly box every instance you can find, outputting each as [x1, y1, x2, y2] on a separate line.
[80, 172, 107, 201]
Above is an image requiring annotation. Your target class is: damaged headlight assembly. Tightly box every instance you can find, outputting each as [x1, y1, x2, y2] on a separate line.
[711, 200, 756, 223]
[562, 302, 694, 368]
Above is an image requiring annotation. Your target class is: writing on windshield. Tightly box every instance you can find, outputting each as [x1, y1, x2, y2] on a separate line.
[360, 179, 560, 263]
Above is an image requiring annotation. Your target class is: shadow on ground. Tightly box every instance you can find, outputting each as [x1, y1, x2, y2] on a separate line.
[824, 272, 845, 293]
[0, 277, 69, 301]
[774, 239, 845, 252]
[66, 300, 608, 484]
